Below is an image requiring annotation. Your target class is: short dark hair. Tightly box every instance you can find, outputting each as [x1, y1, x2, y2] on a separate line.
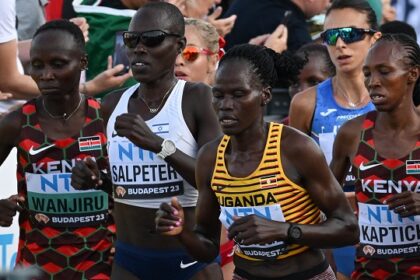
[296, 43, 336, 76]
[375, 33, 420, 105]
[33, 19, 85, 52]
[326, 0, 378, 30]
[139, 2, 185, 36]
[380, 21, 417, 41]
[219, 44, 305, 89]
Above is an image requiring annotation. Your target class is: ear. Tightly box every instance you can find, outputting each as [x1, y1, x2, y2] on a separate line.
[261, 87, 272, 106]
[81, 54, 88, 70]
[207, 54, 218, 74]
[408, 66, 420, 84]
[370, 31, 382, 45]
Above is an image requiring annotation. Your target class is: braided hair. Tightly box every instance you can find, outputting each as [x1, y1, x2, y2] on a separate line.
[375, 33, 420, 105]
[218, 44, 305, 90]
[296, 43, 336, 77]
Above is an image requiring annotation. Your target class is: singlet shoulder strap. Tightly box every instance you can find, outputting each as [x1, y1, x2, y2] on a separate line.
[360, 111, 377, 145]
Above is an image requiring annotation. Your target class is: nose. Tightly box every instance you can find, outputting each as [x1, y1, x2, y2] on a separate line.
[366, 72, 380, 89]
[335, 37, 346, 48]
[133, 40, 147, 54]
[40, 67, 54, 80]
[175, 53, 184, 66]
[219, 95, 234, 110]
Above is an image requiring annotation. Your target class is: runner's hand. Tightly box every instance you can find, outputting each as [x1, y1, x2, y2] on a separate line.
[385, 191, 420, 217]
[228, 215, 287, 245]
[115, 113, 162, 153]
[155, 197, 184, 236]
[0, 195, 24, 227]
[71, 157, 102, 190]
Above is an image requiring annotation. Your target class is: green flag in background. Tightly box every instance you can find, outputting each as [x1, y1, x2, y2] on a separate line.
[73, 0, 137, 98]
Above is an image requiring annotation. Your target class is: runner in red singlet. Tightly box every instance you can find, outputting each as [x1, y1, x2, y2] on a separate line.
[331, 33, 420, 279]
[0, 20, 115, 279]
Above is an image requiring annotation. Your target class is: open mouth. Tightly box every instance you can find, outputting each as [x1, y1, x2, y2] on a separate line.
[219, 117, 238, 126]
[131, 61, 149, 70]
[337, 55, 351, 61]
[175, 70, 188, 79]
[370, 93, 385, 102]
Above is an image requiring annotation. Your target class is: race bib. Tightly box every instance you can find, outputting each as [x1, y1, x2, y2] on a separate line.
[220, 204, 288, 260]
[358, 202, 420, 258]
[109, 141, 184, 199]
[26, 172, 108, 227]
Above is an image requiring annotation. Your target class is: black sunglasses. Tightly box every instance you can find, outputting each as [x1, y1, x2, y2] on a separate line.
[123, 30, 180, 48]
[321, 27, 377, 46]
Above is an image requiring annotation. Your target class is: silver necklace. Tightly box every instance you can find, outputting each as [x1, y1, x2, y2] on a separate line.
[338, 90, 366, 108]
[334, 79, 367, 108]
[139, 82, 176, 113]
[42, 94, 83, 120]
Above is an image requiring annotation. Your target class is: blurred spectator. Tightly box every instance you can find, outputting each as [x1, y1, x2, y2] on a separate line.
[381, 0, 396, 23]
[16, 0, 46, 41]
[222, 0, 330, 51]
[71, 0, 150, 98]
[168, 0, 237, 37]
[0, 0, 39, 113]
[249, 24, 288, 54]
[367, 0, 383, 24]
[393, 0, 420, 44]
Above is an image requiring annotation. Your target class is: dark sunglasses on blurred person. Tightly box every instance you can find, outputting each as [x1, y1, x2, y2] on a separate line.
[181, 45, 215, 62]
[321, 27, 377, 46]
[123, 30, 180, 48]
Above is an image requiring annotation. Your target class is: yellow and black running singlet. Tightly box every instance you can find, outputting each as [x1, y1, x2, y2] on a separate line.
[211, 122, 321, 261]
[16, 98, 115, 279]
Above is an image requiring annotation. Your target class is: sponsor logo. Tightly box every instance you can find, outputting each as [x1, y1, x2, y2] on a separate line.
[363, 245, 375, 256]
[359, 162, 382, 171]
[78, 136, 101, 152]
[115, 186, 126, 197]
[320, 109, 337, 117]
[180, 260, 198, 269]
[227, 248, 235, 257]
[29, 143, 55, 156]
[406, 160, 420, 174]
[336, 114, 361, 121]
[34, 213, 50, 224]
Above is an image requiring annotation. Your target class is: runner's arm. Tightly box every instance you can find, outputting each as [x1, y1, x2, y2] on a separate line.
[156, 141, 222, 261]
[163, 82, 222, 186]
[288, 87, 316, 134]
[179, 141, 221, 260]
[330, 117, 364, 184]
[282, 126, 359, 248]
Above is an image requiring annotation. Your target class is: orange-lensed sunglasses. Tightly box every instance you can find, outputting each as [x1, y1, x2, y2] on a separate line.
[181, 45, 215, 62]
